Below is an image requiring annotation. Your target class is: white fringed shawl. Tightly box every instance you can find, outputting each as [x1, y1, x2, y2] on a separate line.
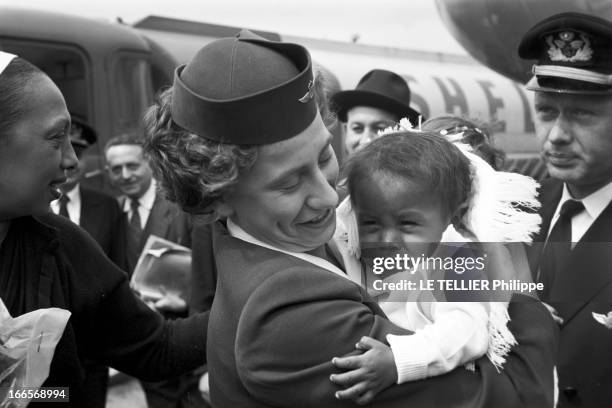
[335, 128, 542, 372]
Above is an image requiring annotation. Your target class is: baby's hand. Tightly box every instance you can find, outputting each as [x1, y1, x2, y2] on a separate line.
[330, 336, 397, 405]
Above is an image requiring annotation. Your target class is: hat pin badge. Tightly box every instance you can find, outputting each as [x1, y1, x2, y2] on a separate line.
[546, 30, 593, 62]
[299, 77, 316, 103]
[592, 311, 612, 329]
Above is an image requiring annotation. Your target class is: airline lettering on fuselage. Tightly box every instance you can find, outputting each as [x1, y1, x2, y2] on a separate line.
[433, 77, 469, 116]
[477, 80, 506, 132]
[512, 82, 535, 133]
[402, 74, 535, 133]
[404, 75, 430, 119]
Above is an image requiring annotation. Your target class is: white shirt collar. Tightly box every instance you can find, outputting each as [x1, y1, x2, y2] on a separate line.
[50, 184, 81, 224]
[50, 183, 80, 207]
[560, 181, 612, 221]
[65, 184, 81, 202]
[122, 179, 157, 212]
[226, 217, 349, 280]
[549, 181, 612, 243]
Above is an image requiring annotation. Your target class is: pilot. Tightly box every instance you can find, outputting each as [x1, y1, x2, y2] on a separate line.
[330, 69, 422, 156]
[519, 12, 612, 407]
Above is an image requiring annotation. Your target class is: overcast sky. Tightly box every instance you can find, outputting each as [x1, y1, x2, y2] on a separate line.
[1, 0, 467, 53]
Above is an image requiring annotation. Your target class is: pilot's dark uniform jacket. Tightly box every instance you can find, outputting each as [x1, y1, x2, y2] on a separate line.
[531, 179, 612, 407]
[0, 214, 207, 408]
[520, 12, 612, 407]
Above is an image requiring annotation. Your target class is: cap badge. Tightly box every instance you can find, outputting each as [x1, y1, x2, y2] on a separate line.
[546, 30, 593, 62]
[298, 77, 316, 103]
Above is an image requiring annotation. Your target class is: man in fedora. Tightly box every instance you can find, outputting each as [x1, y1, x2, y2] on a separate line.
[51, 116, 129, 271]
[520, 12, 612, 407]
[331, 69, 422, 156]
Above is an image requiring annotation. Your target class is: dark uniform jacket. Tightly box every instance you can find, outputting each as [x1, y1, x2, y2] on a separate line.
[79, 186, 128, 271]
[0, 214, 207, 408]
[208, 222, 558, 407]
[529, 178, 612, 407]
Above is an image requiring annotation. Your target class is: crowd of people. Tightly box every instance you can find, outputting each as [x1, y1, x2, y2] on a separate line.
[0, 10, 611, 408]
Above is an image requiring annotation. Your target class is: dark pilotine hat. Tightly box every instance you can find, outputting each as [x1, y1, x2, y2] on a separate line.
[518, 12, 612, 94]
[330, 69, 422, 124]
[171, 30, 317, 145]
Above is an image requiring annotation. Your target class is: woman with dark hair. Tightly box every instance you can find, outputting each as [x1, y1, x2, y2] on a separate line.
[0, 52, 207, 408]
[422, 115, 506, 170]
[143, 31, 557, 407]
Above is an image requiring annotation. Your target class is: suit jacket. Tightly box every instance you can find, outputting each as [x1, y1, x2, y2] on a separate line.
[79, 187, 129, 272]
[208, 222, 557, 407]
[121, 193, 192, 272]
[529, 178, 612, 407]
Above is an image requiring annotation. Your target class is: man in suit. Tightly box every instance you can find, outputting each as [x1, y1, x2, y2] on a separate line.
[104, 133, 191, 274]
[104, 132, 201, 408]
[331, 69, 422, 157]
[51, 117, 128, 271]
[519, 12, 612, 407]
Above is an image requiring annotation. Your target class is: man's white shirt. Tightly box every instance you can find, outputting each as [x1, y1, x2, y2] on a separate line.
[548, 180, 612, 245]
[50, 184, 81, 225]
[121, 179, 156, 230]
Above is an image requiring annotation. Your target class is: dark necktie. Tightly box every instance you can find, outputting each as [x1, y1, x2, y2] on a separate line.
[538, 199, 585, 300]
[127, 199, 143, 270]
[129, 199, 142, 235]
[59, 195, 70, 219]
[547, 199, 585, 245]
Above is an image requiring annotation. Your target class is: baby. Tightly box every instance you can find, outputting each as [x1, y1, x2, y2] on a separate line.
[330, 125, 541, 404]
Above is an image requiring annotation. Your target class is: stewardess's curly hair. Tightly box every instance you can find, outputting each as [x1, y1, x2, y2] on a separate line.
[143, 88, 257, 219]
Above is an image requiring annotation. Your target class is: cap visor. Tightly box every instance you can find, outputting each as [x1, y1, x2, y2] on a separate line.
[525, 76, 612, 95]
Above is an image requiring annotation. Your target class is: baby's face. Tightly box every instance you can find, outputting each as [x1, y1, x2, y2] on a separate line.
[353, 172, 451, 258]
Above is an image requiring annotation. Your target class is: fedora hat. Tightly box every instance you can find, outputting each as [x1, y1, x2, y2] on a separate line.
[331, 69, 421, 124]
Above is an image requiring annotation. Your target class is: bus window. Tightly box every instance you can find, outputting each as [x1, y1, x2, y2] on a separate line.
[0, 39, 91, 124]
[110, 53, 154, 134]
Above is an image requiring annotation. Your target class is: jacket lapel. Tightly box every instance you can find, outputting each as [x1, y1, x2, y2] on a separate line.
[212, 222, 384, 315]
[528, 179, 563, 278]
[140, 194, 171, 250]
[552, 202, 612, 324]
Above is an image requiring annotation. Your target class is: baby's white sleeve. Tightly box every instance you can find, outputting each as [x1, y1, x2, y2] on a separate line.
[386, 302, 489, 383]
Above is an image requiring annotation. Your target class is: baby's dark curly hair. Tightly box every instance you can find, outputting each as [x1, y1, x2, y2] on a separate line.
[342, 131, 473, 233]
[143, 88, 257, 220]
